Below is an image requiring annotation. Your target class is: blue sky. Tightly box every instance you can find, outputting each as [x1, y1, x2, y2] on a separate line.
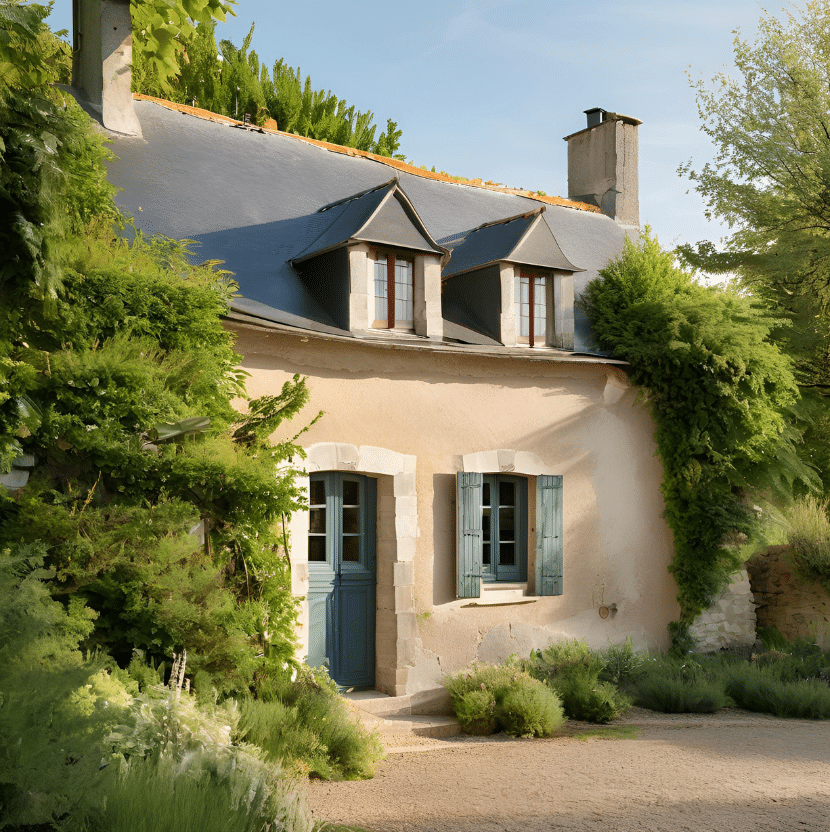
[51, 1, 791, 261]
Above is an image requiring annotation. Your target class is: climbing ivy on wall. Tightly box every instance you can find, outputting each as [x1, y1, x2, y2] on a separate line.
[581, 230, 817, 652]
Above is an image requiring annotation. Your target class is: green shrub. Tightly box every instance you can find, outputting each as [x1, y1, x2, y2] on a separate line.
[782, 496, 830, 581]
[454, 689, 498, 736]
[527, 640, 631, 723]
[496, 676, 565, 737]
[443, 663, 564, 737]
[443, 662, 522, 701]
[551, 667, 632, 723]
[236, 666, 383, 780]
[752, 643, 830, 684]
[600, 638, 644, 688]
[101, 748, 312, 832]
[725, 663, 830, 718]
[756, 625, 792, 652]
[633, 676, 731, 713]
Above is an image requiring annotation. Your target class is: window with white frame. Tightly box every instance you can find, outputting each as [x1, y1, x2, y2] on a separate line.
[373, 252, 414, 329]
[515, 271, 550, 347]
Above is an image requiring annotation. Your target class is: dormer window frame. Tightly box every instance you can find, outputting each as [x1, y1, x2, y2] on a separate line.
[515, 268, 555, 348]
[370, 245, 416, 332]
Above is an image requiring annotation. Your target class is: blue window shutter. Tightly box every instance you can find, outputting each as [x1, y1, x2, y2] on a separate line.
[457, 472, 483, 598]
[536, 475, 563, 596]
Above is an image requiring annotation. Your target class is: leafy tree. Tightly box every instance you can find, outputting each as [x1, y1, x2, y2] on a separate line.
[581, 230, 816, 650]
[0, 0, 317, 691]
[130, 0, 237, 95]
[132, 17, 405, 157]
[678, 2, 830, 492]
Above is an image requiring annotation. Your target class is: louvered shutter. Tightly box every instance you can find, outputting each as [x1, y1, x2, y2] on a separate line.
[457, 472, 483, 598]
[536, 475, 563, 596]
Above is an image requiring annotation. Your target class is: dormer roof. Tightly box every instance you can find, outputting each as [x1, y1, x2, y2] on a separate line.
[441, 208, 583, 279]
[292, 179, 448, 265]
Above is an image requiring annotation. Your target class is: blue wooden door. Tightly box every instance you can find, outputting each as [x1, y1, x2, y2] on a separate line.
[307, 473, 376, 688]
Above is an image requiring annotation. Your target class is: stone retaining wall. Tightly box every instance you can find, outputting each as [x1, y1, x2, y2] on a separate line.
[688, 568, 757, 652]
[747, 545, 830, 649]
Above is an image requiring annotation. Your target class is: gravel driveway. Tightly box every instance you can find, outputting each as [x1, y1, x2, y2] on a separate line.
[306, 708, 830, 832]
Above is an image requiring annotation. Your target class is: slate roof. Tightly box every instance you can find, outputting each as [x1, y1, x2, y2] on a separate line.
[292, 179, 447, 264]
[442, 208, 582, 278]
[103, 97, 629, 351]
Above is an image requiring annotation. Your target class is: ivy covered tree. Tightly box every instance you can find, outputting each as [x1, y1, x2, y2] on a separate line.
[581, 230, 817, 651]
[1, 0, 319, 692]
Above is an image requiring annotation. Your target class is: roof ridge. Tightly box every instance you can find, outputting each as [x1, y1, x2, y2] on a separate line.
[132, 94, 602, 215]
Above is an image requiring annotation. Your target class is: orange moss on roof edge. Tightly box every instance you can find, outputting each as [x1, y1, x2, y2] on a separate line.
[133, 94, 601, 214]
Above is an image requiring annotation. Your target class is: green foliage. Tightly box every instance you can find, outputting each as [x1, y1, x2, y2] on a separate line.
[634, 676, 730, 713]
[756, 625, 792, 653]
[1, 3, 313, 699]
[599, 637, 644, 687]
[101, 747, 311, 832]
[679, 3, 830, 504]
[630, 656, 731, 713]
[0, 548, 314, 830]
[131, 18, 405, 157]
[575, 726, 639, 741]
[496, 675, 565, 738]
[241, 665, 384, 780]
[781, 495, 830, 583]
[679, 2, 830, 315]
[580, 230, 816, 647]
[130, 0, 237, 96]
[453, 688, 498, 735]
[236, 667, 383, 780]
[527, 640, 631, 723]
[724, 662, 830, 719]
[443, 662, 565, 737]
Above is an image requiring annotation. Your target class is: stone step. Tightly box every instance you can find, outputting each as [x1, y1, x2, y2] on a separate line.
[344, 687, 452, 717]
[378, 715, 461, 739]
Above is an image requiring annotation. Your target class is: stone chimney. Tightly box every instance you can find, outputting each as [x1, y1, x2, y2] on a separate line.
[71, 0, 142, 137]
[563, 108, 640, 234]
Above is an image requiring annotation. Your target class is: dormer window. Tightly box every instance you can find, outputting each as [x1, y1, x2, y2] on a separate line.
[441, 207, 582, 350]
[290, 179, 447, 340]
[515, 271, 551, 347]
[373, 252, 414, 330]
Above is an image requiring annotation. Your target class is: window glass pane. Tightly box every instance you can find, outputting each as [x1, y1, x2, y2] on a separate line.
[309, 507, 326, 534]
[499, 542, 515, 566]
[482, 507, 491, 542]
[534, 276, 547, 340]
[343, 480, 359, 506]
[374, 256, 387, 323]
[309, 479, 325, 505]
[342, 536, 359, 562]
[343, 506, 359, 535]
[483, 481, 491, 506]
[499, 507, 515, 539]
[517, 276, 529, 337]
[499, 480, 515, 506]
[482, 542, 491, 566]
[308, 536, 326, 562]
[395, 259, 413, 321]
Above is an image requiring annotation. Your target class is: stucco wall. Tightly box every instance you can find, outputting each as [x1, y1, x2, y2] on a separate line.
[232, 323, 678, 694]
[748, 546, 830, 649]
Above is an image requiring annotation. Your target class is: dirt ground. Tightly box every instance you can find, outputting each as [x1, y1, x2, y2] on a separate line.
[305, 708, 830, 832]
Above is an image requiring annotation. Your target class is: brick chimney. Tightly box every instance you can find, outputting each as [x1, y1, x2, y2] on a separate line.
[71, 0, 141, 137]
[563, 108, 640, 234]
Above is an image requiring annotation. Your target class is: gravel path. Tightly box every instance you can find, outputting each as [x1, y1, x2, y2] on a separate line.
[306, 709, 830, 832]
